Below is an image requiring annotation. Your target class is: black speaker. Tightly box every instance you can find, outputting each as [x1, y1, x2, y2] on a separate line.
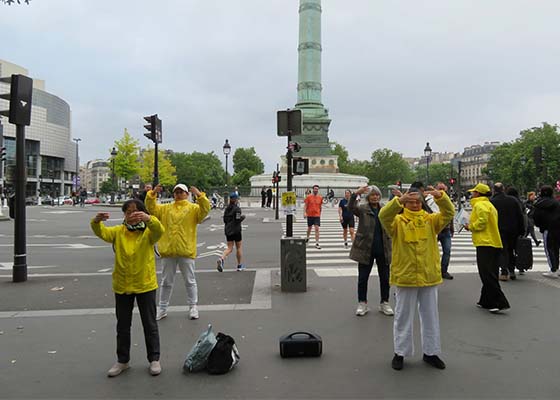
[279, 332, 322, 358]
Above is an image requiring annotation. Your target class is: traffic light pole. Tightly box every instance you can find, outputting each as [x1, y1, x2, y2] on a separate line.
[153, 141, 159, 186]
[286, 134, 293, 238]
[275, 163, 279, 220]
[13, 124, 27, 282]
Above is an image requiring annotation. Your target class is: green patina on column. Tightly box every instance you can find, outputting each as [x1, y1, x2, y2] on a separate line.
[295, 0, 333, 161]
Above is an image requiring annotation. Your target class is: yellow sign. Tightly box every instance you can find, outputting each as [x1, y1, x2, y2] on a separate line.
[282, 191, 296, 207]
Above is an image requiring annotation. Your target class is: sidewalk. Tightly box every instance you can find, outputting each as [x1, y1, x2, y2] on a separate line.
[1, 268, 559, 399]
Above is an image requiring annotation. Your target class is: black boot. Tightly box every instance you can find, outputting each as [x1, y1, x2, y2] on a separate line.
[423, 354, 446, 369]
[391, 354, 404, 370]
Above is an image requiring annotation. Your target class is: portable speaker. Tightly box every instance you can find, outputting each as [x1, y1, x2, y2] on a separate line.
[279, 331, 322, 358]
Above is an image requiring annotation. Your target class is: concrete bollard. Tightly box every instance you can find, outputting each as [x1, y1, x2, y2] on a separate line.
[280, 238, 307, 292]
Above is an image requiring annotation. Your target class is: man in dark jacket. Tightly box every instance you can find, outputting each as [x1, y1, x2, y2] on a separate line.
[491, 182, 525, 281]
[532, 185, 560, 278]
[348, 185, 393, 317]
[266, 187, 273, 208]
[217, 193, 246, 272]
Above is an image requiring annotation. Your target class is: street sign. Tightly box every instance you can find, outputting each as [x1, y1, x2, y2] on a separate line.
[282, 191, 296, 215]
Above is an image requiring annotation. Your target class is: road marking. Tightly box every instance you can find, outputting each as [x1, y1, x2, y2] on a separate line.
[0, 262, 58, 270]
[0, 269, 271, 318]
[0, 243, 109, 249]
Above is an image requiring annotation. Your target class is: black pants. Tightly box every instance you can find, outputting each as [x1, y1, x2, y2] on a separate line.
[115, 289, 160, 363]
[476, 246, 510, 309]
[499, 232, 517, 276]
[261, 195, 266, 207]
[544, 230, 560, 272]
[357, 253, 390, 303]
[266, 196, 272, 208]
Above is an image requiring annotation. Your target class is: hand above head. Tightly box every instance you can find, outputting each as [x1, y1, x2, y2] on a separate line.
[391, 188, 403, 198]
[356, 185, 369, 195]
[93, 212, 110, 223]
[399, 191, 421, 204]
[153, 184, 163, 193]
[190, 186, 201, 197]
[424, 189, 443, 199]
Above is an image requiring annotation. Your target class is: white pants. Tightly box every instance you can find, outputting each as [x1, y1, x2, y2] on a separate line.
[393, 286, 441, 357]
[159, 257, 197, 310]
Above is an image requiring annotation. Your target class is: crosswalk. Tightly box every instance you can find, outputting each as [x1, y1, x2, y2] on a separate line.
[283, 207, 551, 277]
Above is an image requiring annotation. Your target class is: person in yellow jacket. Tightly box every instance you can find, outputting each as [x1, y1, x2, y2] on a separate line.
[463, 183, 510, 313]
[379, 187, 454, 371]
[145, 183, 210, 321]
[91, 199, 164, 378]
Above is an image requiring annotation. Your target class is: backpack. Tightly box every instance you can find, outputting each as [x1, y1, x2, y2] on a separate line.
[206, 332, 240, 374]
[183, 324, 217, 373]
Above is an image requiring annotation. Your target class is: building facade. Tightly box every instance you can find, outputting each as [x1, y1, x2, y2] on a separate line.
[0, 59, 77, 200]
[456, 142, 500, 189]
[82, 159, 111, 195]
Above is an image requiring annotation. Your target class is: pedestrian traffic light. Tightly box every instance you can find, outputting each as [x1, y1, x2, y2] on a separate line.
[0, 74, 33, 126]
[143, 114, 162, 143]
[0, 147, 6, 162]
[287, 142, 301, 153]
[449, 178, 456, 185]
[293, 157, 309, 175]
[272, 171, 277, 184]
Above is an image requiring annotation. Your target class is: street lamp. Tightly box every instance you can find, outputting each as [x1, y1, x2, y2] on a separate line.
[110, 147, 118, 204]
[223, 139, 231, 187]
[424, 142, 432, 185]
[73, 138, 81, 192]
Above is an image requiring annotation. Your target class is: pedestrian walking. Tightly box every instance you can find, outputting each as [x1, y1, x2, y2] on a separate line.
[524, 191, 541, 247]
[217, 192, 246, 272]
[261, 186, 266, 208]
[491, 183, 525, 281]
[464, 183, 510, 313]
[266, 186, 273, 208]
[145, 183, 211, 321]
[532, 185, 560, 278]
[379, 187, 455, 371]
[349, 185, 393, 317]
[90, 199, 164, 377]
[304, 184, 323, 249]
[338, 190, 355, 248]
[80, 188, 87, 208]
[433, 182, 454, 280]
[139, 184, 152, 204]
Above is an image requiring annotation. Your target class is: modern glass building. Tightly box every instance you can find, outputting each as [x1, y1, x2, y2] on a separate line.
[0, 59, 77, 200]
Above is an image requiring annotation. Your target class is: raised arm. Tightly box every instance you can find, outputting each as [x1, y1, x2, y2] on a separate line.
[191, 186, 210, 224]
[145, 184, 163, 219]
[90, 212, 118, 243]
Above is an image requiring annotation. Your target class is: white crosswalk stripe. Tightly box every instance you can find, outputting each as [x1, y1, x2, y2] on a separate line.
[283, 207, 551, 277]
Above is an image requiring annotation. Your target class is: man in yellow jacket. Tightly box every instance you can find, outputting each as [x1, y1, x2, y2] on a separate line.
[146, 183, 210, 321]
[379, 187, 455, 371]
[464, 183, 510, 313]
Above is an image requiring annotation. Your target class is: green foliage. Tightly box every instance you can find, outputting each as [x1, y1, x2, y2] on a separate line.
[232, 147, 264, 175]
[414, 163, 455, 186]
[99, 179, 115, 194]
[368, 149, 413, 188]
[112, 129, 140, 181]
[487, 123, 560, 192]
[345, 159, 370, 177]
[139, 147, 177, 188]
[169, 151, 225, 191]
[231, 168, 253, 186]
[330, 142, 349, 172]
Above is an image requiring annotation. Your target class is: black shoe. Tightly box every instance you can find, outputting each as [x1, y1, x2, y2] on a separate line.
[442, 272, 454, 280]
[391, 354, 404, 370]
[536, 240, 541, 247]
[423, 354, 446, 370]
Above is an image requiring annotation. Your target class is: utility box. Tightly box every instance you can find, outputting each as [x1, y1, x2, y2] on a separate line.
[281, 238, 307, 292]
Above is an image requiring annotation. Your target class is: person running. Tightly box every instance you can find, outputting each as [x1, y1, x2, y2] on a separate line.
[349, 185, 393, 317]
[145, 183, 210, 321]
[217, 192, 246, 272]
[304, 184, 323, 249]
[338, 189, 355, 248]
[90, 199, 164, 377]
[379, 187, 454, 371]
[464, 183, 510, 313]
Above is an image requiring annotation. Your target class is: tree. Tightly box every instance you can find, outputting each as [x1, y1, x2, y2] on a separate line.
[330, 142, 349, 172]
[112, 128, 140, 183]
[414, 163, 454, 186]
[369, 149, 413, 188]
[169, 151, 225, 190]
[231, 168, 254, 187]
[99, 179, 115, 195]
[232, 147, 264, 175]
[138, 147, 177, 188]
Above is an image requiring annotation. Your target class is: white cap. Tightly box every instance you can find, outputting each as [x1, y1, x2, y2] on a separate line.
[173, 184, 188, 192]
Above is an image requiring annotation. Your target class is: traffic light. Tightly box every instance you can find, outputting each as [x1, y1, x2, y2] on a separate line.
[293, 157, 309, 175]
[0, 146, 6, 162]
[143, 114, 162, 143]
[0, 74, 33, 126]
[287, 142, 301, 153]
[449, 178, 456, 185]
[272, 171, 277, 184]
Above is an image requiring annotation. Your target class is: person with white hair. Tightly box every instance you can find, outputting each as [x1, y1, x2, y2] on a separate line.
[145, 183, 210, 321]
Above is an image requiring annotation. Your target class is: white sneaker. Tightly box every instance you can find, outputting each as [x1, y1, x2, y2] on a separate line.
[149, 360, 162, 376]
[156, 309, 167, 321]
[189, 305, 199, 320]
[542, 271, 559, 279]
[107, 362, 129, 377]
[356, 302, 369, 316]
[379, 301, 394, 316]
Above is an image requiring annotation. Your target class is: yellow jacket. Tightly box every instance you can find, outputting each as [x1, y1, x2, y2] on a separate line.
[91, 216, 164, 294]
[379, 192, 455, 287]
[469, 197, 503, 248]
[145, 191, 210, 258]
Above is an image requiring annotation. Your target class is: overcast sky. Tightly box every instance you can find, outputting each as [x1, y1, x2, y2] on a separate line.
[1, 0, 559, 172]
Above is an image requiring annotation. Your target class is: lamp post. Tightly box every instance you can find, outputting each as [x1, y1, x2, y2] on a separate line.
[72, 138, 81, 192]
[519, 155, 527, 196]
[110, 147, 118, 204]
[424, 142, 432, 185]
[223, 139, 231, 188]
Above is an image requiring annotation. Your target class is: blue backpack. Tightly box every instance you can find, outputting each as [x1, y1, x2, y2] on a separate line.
[183, 324, 217, 373]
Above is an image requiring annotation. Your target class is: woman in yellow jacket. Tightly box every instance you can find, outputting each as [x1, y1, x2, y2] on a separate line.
[91, 199, 164, 377]
[464, 183, 510, 313]
[379, 188, 455, 371]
